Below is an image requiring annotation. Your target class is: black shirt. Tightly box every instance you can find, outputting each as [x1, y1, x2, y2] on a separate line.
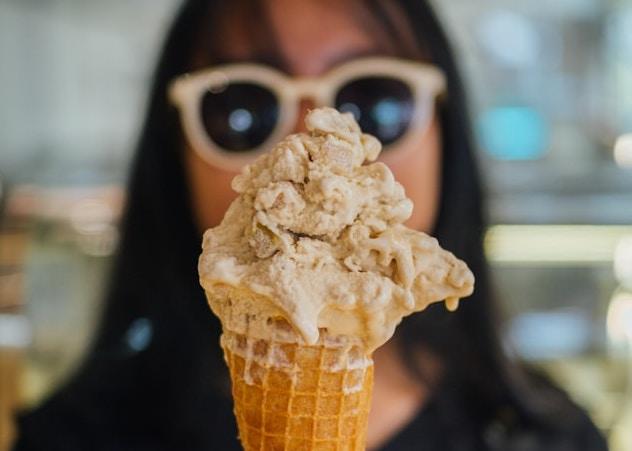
[14, 375, 608, 451]
[12, 316, 609, 451]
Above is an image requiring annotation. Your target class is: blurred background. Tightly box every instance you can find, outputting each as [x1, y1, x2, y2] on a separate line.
[1, 0, 631, 449]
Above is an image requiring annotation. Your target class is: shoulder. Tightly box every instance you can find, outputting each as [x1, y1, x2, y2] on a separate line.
[13, 388, 241, 451]
[421, 368, 610, 451]
[12, 355, 239, 451]
[490, 369, 609, 451]
[12, 375, 156, 451]
[494, 411, 608, 451]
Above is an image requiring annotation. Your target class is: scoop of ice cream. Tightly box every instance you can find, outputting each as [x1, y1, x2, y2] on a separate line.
[199, 107, 474, 352]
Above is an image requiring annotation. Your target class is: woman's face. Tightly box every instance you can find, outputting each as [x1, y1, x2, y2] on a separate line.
[184, 0, 441, 233]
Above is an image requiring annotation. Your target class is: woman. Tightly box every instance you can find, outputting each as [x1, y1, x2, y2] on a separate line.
[14, 0, 608, 450]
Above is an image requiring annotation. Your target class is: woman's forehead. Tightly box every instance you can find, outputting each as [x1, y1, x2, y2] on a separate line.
[195, 0, 416, 75]
[262, 0, 391, 76]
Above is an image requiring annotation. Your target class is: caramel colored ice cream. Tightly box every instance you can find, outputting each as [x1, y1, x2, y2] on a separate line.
[199, 107, 474, 353]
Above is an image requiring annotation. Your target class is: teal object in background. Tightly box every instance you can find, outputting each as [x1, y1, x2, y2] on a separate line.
[479, 105, 548, 160]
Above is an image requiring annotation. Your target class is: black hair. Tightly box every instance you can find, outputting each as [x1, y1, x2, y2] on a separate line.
[17, 0, 596, 448]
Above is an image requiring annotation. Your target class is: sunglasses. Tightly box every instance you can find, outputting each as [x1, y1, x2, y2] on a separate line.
[168, 57, 446, 171]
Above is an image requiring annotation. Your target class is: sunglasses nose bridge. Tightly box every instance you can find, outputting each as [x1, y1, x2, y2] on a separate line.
[289, 78, 326, 105]
[283, 78, 324, 133]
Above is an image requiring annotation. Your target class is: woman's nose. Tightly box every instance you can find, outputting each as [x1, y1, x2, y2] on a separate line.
[292, 98, 316, 133]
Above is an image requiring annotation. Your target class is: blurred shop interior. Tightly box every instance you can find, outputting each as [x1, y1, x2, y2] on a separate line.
[1, 0, 632, 450]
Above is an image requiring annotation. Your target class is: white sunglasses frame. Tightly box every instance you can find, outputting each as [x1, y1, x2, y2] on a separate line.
[168, 57, 446, 172]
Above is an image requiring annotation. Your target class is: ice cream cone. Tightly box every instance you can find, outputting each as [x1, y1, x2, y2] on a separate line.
[223, 330, 373, 451]
[206, 284, 374, 450]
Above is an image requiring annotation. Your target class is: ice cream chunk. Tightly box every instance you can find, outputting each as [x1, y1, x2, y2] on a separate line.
[199, 107, 474, 352]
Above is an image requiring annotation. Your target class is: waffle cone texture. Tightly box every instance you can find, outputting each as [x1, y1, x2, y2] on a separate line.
[222, 330, 374, 451]
[204, 284, 375, 450]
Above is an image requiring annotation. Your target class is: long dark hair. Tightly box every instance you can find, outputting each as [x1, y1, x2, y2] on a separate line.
[26, 0, 589, 447]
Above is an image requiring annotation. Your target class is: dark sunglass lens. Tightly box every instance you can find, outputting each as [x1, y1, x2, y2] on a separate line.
[200, 82, 279, 152]
[335, 77, 414, 146]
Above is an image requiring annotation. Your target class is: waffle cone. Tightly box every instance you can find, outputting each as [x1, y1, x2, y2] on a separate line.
[203, 284, 375, 450]
[221, 330, 374, 451]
